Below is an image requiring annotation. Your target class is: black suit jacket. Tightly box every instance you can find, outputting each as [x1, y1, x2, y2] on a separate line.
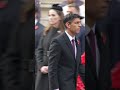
[85, 28, 111, 90]
[107, 0, 120, 66]
[0, 0, 21, 90]
[2, 16, 34, 90]
[48, 32, 85, 90]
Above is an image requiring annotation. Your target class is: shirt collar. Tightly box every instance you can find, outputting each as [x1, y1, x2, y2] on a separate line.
[65, 30, 75, 41]
[35, 19, 38, 25]
[85, 24, 96, 36]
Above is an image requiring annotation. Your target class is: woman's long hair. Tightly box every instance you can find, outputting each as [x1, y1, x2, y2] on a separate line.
[43, 9, 65, 36]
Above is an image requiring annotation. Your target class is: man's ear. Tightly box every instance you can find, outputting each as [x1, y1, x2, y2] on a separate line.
[65, 22, 71, 29]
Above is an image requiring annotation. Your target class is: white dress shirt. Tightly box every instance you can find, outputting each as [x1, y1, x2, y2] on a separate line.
[85, 24, 100, 76]
[65, 31, 77, 58]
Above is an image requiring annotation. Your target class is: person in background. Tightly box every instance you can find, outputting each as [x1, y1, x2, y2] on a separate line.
[0, 0, 21, 90]
[35, 4, 64, 90]
[85, 0, 112, 89]
[35, 6, 44, 49]
[102, 0, 120, 89]
[61, 0, 83, 7]
[3, 0, 35, 90]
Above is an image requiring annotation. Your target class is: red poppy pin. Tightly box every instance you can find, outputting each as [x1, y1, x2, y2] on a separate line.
[35, 25, 39, 30]
[101, 32, 107, 44]
[81, 52, 85, 65]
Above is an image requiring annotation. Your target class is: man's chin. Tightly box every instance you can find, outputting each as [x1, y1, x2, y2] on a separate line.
[76, 31, 80, 34]
[98, 10, 108, 19]
[96, 13, 107, 20]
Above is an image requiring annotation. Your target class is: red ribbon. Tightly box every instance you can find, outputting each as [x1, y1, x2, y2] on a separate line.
[35, 25, 39, 30]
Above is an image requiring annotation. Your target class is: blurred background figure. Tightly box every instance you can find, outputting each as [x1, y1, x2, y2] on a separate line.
[35, 2, 45, 80]
[61, 0, 83, 7]
[101, 0, 120, 89]
[79, 0, 85, 26]
[3, 0, 35, 90]
[35, 0, 41, 21]
[35, 4, 64, 90]
[95, 0, 120, 89]
[63, 3, 80, 15]
[62, 0, 85, 26]
[0, 0, 21, 90]
[35, 6, 44, 49]
[85, 0, 112, 89]
[18, 1, 35, 90]
[109, 1, 120, 89]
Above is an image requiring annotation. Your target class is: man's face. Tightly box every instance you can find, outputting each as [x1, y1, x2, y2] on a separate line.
[66, 18, 81, 35]
[66, 7, 79, 15]
[21, 0, 34, 13]
[67, 0, 75, 4]
[86, 0, 110, 19]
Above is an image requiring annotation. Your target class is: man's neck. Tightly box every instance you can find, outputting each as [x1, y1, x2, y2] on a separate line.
[35, 19, 38, 25]
[66, 29, 75, 38]
[86, 16, 96, 28]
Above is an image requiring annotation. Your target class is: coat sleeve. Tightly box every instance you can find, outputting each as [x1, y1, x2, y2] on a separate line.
[1, 25, 21, 90]
[79, 61, 85, 84]
[48, 38, 61, 90]
[35, 33, 44, 68]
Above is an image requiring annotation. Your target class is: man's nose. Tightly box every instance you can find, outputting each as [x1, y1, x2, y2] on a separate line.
[79, 23, 82, 27]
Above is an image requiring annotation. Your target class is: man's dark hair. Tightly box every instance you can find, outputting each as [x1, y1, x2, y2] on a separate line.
[68, 3, 80, 13]
[63, 13, 83, 24]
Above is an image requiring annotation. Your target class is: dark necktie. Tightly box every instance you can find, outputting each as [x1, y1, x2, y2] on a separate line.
[88, 30, 96, 62]
[71, 39, 75, 57]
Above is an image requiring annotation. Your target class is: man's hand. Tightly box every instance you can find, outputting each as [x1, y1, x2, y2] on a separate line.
[54, 89, 59, 90]
[40, 66, 48, 74]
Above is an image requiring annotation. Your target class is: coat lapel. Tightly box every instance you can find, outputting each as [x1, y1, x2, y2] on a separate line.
[75, 38, 81, 66]
[63, 33, 76, 60]
[85, 37, 97, 79]
[95, 29, 108, 78]
[63, 33, 82, 69]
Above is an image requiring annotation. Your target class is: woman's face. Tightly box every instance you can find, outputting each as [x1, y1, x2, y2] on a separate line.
[48, 9, 61, 27]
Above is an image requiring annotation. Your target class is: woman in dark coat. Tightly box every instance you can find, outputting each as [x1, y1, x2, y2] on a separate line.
[35, 4, 65, 90]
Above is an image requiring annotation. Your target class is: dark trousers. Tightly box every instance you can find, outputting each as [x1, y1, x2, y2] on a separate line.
[20, 69, 35, 90]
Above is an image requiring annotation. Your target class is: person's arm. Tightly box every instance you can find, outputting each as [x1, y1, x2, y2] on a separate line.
[79, 62, 85, 84]
[48, 38, 61, 90]
[1, 25, 21, 90]
[35, 33, 44, 69]
[54, 89, 59, 90]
